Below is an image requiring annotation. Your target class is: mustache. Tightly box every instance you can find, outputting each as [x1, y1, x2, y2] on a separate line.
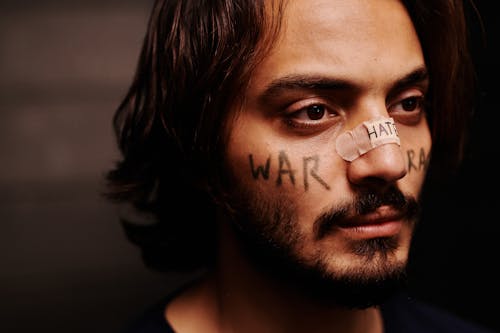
[314, 186, 420, 240]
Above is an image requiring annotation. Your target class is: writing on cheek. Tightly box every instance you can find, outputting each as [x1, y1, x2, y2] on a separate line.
[406, 147, 429, 173]
[249, 154, 271, 180]
[303, 156, 331, 191]
[277, 150, 296, 186]
[248, 151, 330, 191]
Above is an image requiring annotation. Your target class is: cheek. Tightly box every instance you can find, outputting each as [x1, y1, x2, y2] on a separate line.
[227, 114, 294, 191]
[227, 145, 307, 197]
[398, 121, 432, 191]
[226, 146, 338, 233]
[404, 146, 431, 173]
[225, 119, 337, 214]
[225, 118, 288, 199]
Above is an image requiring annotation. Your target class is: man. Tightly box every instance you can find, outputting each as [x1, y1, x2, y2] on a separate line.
[106, 0, 493, 332]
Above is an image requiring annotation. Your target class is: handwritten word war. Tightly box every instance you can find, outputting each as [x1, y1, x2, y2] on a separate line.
[248, 151, 330, 191]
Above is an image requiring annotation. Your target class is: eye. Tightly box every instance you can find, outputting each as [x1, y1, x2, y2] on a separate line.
[389, 93, 426, 125]
[283, 102, 339, 134]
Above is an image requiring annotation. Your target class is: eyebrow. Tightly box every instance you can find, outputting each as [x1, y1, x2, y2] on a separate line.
[258, 66, 429, 103]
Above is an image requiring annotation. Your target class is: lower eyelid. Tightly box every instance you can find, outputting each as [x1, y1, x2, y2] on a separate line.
[283, 114, 339, 131]
[392, 110, 424, 125]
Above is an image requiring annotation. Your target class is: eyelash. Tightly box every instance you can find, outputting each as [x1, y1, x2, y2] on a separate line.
[284, 102, 339, 132]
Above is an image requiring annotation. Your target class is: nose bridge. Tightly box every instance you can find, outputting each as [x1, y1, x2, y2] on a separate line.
[337, 116, 407, 184]
[348, 96, 389, 129]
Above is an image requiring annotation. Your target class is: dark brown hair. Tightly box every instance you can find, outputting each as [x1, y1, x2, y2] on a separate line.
[106, 0, 478, 272]
[403, 0, 478, 177]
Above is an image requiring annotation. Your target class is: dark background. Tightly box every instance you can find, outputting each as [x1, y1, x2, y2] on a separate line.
[0, 1, 498, 332]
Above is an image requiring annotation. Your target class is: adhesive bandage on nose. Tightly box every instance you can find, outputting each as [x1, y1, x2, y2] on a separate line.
[335, 116, 400, 162]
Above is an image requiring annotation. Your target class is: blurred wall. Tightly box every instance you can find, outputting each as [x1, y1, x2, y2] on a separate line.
[0, 1, 186, 332]
[0, 1, 498, 333]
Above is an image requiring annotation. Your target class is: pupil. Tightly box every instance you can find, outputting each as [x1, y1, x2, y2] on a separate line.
[402, 98, 417, 111]
[307, 105, 325, 120]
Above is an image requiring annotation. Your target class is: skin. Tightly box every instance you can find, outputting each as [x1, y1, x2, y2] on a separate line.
[166, 0, 431, 332]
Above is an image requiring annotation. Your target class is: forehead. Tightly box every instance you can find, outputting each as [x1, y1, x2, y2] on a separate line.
[252, 0, 424, 92]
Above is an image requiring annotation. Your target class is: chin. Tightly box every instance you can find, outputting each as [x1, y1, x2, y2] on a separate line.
[301, 240, 409, 308]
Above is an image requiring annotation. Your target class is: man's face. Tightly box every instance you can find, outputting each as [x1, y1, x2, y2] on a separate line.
[224, 0, 430, 306]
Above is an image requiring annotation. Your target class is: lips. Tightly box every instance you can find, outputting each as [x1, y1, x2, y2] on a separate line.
[337, 206, 404, 227]
[336, 206, 406, 238]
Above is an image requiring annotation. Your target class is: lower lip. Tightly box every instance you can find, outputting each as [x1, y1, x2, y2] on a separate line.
[338, 220, 403, 239]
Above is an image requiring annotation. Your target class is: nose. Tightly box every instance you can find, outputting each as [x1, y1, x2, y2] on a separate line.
[346, 142, 407, 186]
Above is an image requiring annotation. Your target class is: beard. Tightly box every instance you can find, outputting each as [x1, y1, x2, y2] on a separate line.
[225, 185, 420, 309]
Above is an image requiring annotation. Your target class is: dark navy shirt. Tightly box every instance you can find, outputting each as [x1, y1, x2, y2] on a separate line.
[123, 289, 496, 333]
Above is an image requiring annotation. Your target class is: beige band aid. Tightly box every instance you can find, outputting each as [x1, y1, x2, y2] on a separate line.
[336, 117, 400, 162]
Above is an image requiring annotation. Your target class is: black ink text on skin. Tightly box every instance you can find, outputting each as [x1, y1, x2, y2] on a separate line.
[249, 151, 330, 191]
[367, 120, 398, 139]
[407, 147, 428, 172]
